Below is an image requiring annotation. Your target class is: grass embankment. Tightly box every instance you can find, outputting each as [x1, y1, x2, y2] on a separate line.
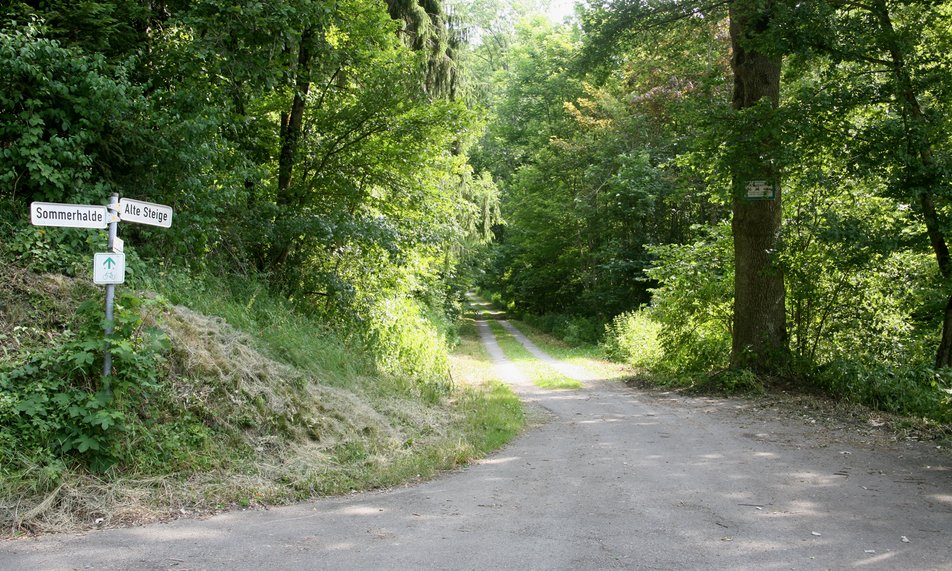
[0, 267, 524, 535]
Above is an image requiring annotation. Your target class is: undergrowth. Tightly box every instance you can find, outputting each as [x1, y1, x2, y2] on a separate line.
[602, 309, 952, 419]
[0, 261, 524, 536]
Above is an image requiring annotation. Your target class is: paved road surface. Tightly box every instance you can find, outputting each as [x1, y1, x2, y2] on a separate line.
[2, 318, 950, 570]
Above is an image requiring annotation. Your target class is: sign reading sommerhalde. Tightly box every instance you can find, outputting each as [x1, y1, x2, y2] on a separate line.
[118, 198, 173, 228]
[93, 253, 125, 285]
[30, 202, 109, 229]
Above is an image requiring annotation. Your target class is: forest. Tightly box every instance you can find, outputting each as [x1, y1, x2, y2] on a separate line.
[472, 0, 952, 421]
[1, 0, 951, 528]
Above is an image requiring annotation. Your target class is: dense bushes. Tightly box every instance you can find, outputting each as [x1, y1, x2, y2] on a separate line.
[470, 4, 952, 422]
[0, 290, 169, 474]
[0, 0, 503, 490]
[368, 296, 454, 402]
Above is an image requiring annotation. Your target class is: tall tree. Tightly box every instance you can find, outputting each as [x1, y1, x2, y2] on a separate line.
[386, 0, 460, 98]
[791, 0, 952, 367]
[866, 0, 952, 367]
[727, 0, 788, 369]
[580, 0, 791, 369]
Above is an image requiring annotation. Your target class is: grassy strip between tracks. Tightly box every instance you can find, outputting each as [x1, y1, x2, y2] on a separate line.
[486, 320, 583, 390]
[502, 319, 634, 383]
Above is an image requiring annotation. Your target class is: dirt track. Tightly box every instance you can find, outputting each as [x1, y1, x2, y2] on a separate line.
[2, 317, 950, 570]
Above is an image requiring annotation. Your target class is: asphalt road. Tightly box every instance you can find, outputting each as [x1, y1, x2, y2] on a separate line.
[2, 318, 950, 570]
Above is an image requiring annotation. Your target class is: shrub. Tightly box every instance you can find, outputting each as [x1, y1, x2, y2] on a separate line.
[602, 310, 663, 370]
[0, 293, 169, 473]
[367, 296, 452, 402]
[522, 313, 604, 345]
[645, 223, 733, 375]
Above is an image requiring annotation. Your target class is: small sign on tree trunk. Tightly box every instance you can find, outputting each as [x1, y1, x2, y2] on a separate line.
[744, 180, 776, 201]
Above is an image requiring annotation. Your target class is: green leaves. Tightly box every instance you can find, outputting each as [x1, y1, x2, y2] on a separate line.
[0, 23, 146, 205]
[0, 291, 169, 472]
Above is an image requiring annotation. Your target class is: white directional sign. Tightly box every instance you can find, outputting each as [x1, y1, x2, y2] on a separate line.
[745, 180, 777, 201]
[30, 202, 109, 229]
[93, 253, 126, 285]
[118, 198, 173, 228]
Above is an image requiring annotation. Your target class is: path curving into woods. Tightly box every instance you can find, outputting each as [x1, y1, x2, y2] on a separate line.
[2, 302, 951, 570]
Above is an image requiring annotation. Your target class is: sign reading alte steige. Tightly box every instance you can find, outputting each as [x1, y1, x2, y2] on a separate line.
[118, 197, 173, 228]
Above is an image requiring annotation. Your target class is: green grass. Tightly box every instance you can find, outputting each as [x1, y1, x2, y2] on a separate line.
[144, 270, 369, 386]
[486, 320, 583, 389]
[464, 294, 634, 384]
[452, 318, 526, 451]
[1, 268, 527, 535]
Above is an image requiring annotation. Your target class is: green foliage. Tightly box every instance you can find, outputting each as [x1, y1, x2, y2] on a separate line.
[474, 0, 952, 422]
[480, 13, 730, 319]
[522, 313, 603, 345]
[368, 296, 453, 402]
[1, 1, 149, 58]
[0, 0, 529, 533]
[0, 293, 169, 474]
[1, 223, 147, 283]
[458, 380, 524, 452]
[0, 22, 145, 205]
[0, 0, 495, 409]
[704, 368, 764, 395]
[812, 359, 950, 422]
[645, 223, 734, 375]
[602, 310, 663, 370]
[2, 226, 93, 275]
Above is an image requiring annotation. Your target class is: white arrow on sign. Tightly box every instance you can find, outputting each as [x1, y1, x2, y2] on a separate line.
[118, 198, 173, 228]
[30, 202, 109, 229]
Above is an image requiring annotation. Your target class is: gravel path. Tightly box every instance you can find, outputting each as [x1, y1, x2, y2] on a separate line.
[2, 317, 951, 570]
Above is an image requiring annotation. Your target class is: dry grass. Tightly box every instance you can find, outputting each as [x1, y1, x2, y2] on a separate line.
[0, 266, 95, 359]
[161, 305, 401, 448]
[2, 281, 520, 536]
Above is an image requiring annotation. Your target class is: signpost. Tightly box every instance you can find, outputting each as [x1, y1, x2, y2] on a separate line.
[30, 195, 173, 382]
[93, 253, 125, 285]
[117, 198, 173, 228]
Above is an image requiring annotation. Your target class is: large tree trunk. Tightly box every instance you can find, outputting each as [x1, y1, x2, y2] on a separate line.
[728, 2, 788, 371]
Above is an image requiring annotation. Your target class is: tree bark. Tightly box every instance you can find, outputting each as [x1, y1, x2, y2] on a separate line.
[277, 27, 314, 207]
[270, 28, 315, 272]
[728, 1, 788, 371]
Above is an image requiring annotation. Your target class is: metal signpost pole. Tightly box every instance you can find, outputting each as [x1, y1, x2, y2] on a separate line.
[103, 193, 119, 386]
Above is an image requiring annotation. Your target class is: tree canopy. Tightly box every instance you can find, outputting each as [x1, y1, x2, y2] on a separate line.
[472, 0, 952, 417]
